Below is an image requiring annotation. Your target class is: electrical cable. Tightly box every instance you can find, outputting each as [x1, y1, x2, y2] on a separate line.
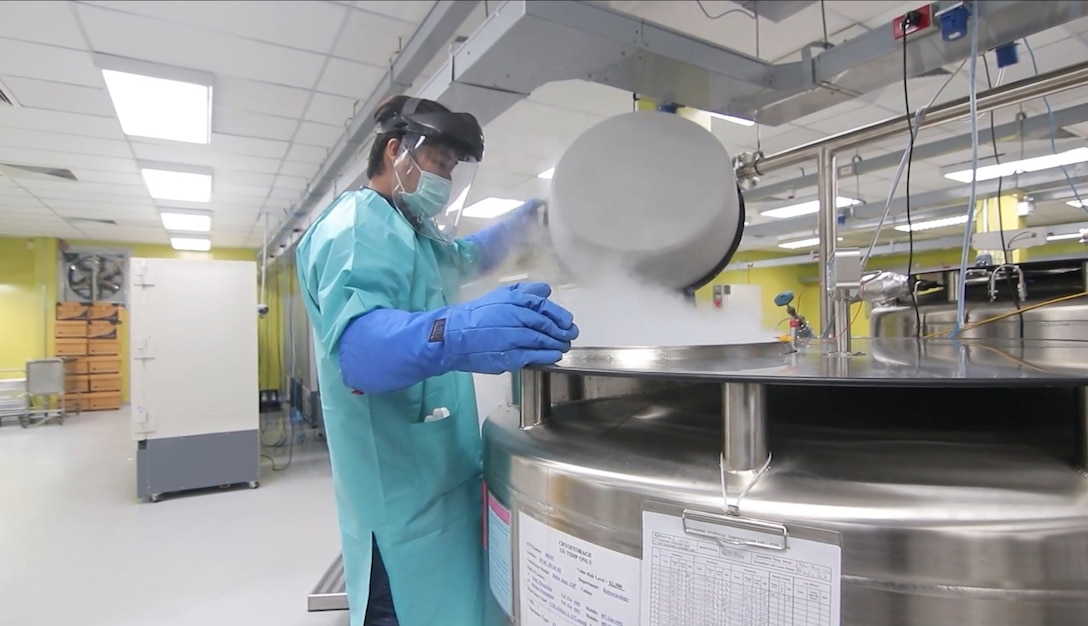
[902, 30, 922, 338]
[819, 0, 830, 48]
[695, 0, 755, 20]
[1023, 37, 1088, 213]
[982, 54, 1025, 339]
[261, 412, 294, 472]
[861, 59, 966, 270]
[952, 5, 983, 336]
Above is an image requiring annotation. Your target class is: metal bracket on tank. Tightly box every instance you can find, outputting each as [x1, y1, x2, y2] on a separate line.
[519, 369, 551, 428]
[682, 509, 788, 551]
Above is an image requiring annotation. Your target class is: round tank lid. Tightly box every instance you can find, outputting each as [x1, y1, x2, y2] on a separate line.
[539, 338, 1088, 387]
[548, 111, 741, 288]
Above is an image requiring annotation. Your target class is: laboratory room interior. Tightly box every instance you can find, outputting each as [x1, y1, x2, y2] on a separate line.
[4, 0, 1088, 625]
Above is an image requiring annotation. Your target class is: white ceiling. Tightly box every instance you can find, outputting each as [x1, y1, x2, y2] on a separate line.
[1, 1, 1088, 255]
[0, 0, 440, 248]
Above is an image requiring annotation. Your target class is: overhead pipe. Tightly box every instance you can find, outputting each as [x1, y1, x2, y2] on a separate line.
[737, 57, 1088, 342]
[743, 101, 1088, 202]
[261, 1, 481, 266]
[736, 59, 1088, 180]
[727, 236, 966, 271]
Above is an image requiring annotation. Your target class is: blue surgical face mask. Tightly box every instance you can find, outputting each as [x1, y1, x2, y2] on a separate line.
[399, 170, 451, 218]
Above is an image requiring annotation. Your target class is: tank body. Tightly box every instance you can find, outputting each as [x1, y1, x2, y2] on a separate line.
[482, 375, 1088, 626]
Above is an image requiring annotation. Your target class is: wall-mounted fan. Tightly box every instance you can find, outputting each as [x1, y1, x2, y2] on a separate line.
[60, 248, 128, 304]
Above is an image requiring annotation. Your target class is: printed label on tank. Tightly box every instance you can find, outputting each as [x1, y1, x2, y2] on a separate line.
[518, 511, 641, 626]
[487, 492, 514, 617]
[640, 511, 842, 626]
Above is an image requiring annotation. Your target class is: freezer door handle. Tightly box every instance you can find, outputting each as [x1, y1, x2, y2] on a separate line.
[134, 337, 155, 360]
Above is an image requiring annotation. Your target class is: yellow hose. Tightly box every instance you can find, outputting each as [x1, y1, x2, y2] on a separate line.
[923, 291, 1088, 339]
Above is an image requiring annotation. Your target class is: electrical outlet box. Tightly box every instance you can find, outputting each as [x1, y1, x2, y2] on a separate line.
[892, 4, 935, 39]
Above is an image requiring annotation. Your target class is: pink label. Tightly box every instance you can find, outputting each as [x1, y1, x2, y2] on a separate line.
[487, 491, 511, 525]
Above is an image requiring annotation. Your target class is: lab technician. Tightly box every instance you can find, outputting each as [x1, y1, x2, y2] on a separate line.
[296, 95, 579, 626]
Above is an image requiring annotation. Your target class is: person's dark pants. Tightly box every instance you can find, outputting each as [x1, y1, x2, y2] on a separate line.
[363, 535, 399, 625]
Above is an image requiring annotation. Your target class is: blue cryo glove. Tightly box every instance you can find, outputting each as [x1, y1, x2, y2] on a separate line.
[464, 199, 544, 274]
[338, 281, 578, 394]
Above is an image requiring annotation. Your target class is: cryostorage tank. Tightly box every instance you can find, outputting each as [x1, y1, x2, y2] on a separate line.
[481, 339, 1088, 626]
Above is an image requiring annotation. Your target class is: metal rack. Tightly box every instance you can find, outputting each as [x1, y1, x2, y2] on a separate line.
[308, 555, 348, 612]
[0, 359, 72, 428]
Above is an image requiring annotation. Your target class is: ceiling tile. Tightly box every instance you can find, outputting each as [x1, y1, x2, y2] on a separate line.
[351, 1, 435, 24]
[74, 3, 328, 89]
[0, 147, 137, 174]
[286, 144, 330, 164]
[81, 1, 348, 54]
[214, 77, 312, 120]
[0, 107, 124, 140]
[268, 187, 302, 200]
[209, 134, 291, 160]
[216, 171, 277, 187]
[0, 128, 132, 159]
[273, 174, 309, 190]
[316, 58, 387, 99]
[295, 121, 345, 148]
[0, 76, 115, 118]
[334, 8, 416, 66]
[0, 38, 102, 87]
[278, 160, 320, 180]
[212, 108, 299, 143]
[36, 193, 152, 207]
[72, 170, 146, 186]
[215, 182, 271, 197]
[1000, 38, 1088, 84]
[0, 1, 88, 49]
[304, 92, 359, 126]
[130, 141, 283, 174]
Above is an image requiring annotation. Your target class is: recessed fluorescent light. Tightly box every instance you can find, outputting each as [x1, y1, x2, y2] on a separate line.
[778, 237, 821, 250]
[161, 210, 212, 232]
[1067, 199, 1086, 208]
[101, 70, 211, 144]
[170, 237, 211, 252]
[537, 168, 555, 180]
[761, 196, 861, 219]
[462, 197, 522, 219]
[709, 112, 756, 127]
[1046, 232, 1083, 242]
[894, 215, 969, 232]
[141, 168, 212, 202]
[944, 147, 1088, 183]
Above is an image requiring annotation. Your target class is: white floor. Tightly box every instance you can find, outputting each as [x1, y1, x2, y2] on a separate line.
[0, 409, 351, 626]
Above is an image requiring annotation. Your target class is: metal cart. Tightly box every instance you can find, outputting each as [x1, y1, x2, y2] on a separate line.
[0, 359, 71, 427]
[0, 373, 27, 427]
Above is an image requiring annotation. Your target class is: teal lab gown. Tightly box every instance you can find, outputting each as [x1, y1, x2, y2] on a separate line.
[296, 188, 484, 626]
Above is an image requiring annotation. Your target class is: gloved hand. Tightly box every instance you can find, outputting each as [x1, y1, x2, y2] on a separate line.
[464, 199, 545, 274]
[338, 281, 578, 394]
[438, 280, 577, 374]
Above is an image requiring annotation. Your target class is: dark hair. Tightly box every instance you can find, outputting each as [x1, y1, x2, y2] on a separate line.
[366, 95, 451, 179]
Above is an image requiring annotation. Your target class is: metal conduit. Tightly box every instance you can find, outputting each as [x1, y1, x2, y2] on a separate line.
[737, 59, 1088, 179]
[741, 58, 1088, 342]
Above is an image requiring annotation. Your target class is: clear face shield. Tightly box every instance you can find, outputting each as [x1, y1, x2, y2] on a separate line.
[391, 133, 480, 242]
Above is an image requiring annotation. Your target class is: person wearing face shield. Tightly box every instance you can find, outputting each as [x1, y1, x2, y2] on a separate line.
[294, 95, 579, 626]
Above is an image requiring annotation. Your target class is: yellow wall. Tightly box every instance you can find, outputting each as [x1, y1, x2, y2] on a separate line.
[0, 237, 57, 378]
[0, 236, 281, 400]
[695, 249, 966, 339]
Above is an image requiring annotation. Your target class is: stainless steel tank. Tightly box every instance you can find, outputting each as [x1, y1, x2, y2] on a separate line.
[482, 339, 1088, 626]
[870, 258, 1088, 340]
